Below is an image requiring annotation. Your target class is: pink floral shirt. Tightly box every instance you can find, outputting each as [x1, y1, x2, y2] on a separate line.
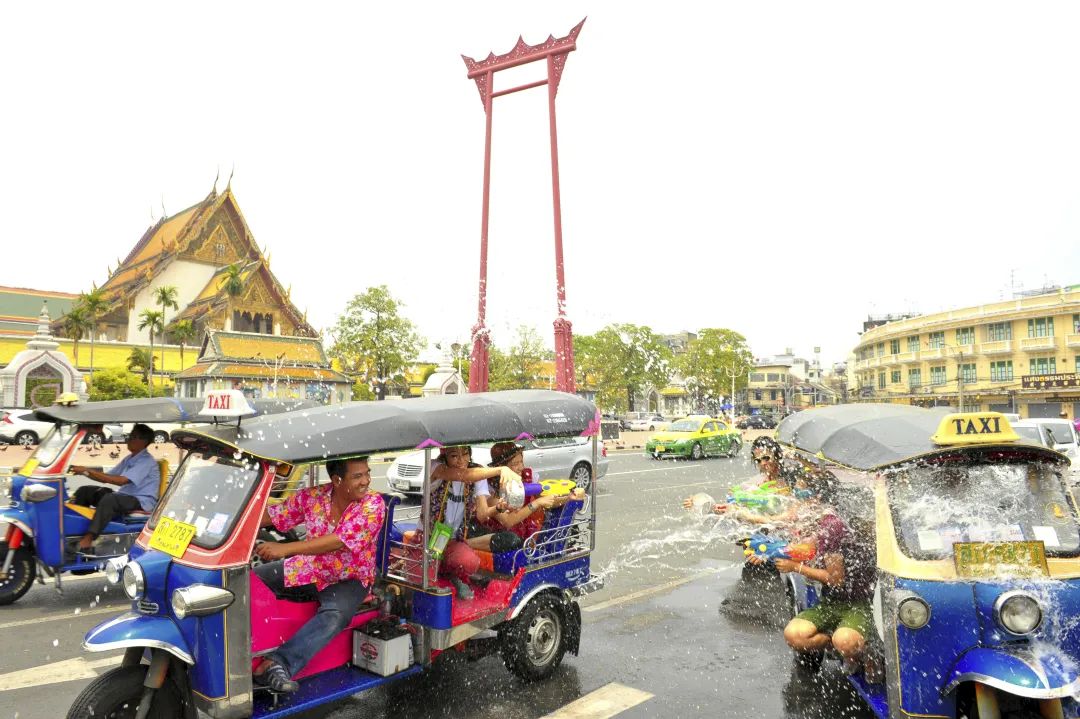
[268, 485, 386, 591]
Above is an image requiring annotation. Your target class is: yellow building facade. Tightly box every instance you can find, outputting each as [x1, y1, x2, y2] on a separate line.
[852, 287, 1080, 418]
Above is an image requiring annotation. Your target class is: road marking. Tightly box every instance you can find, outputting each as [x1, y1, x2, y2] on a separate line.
[583, 568, 725, 613]
[0, 654, 120, 691]
[541, 682, 653, 719]
[0, 604, 124, 630]
[605, 465, 701, 477]
[641, 475, 757, 493]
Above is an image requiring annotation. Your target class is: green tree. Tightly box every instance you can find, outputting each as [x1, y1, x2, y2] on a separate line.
[137, 309, 164, 394]
[675, 328, 754, 412]
[89, 367, 150, 401]
[329, 286, 424, 401]
[489, 326, 549, 390]
[79, 286, 109, 377]
[577, 324, 672, 412]
[61, 305, 92, 368]
[126, 347, 155, 385]
[172, 319, 198, 370]
[220, 264, 245, 327]
[153, 285, 179, 384]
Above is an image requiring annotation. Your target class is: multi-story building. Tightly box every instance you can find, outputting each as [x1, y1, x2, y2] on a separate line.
[852, 286, 1080, 418]
[747, 353, 836, 414]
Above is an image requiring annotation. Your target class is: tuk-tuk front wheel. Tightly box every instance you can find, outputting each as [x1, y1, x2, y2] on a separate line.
[66, 664, 185, 719]
[0, 545, 35, 605]
[501, 593, 567, 681]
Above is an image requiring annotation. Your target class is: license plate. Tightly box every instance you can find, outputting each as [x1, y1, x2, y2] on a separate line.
[953, 541, 1048, 578]
[655, 446, 666, 453]
[149, 517, 198, 558]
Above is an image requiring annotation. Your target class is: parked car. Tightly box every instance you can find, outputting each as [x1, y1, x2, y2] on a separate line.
[628, 415, 670, 432]
[119, 421, 183, 444]
[1034, 418, 1080, 461]
[386, 437, 609, 495]
[0, 409, 123, 445]
[736, 414, 778, 430]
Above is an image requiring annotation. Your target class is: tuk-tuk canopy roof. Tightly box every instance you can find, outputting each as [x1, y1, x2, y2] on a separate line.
[28, 397, 317, 424]
[776, 404, 1064, 470]
[172, 390, 599, 463]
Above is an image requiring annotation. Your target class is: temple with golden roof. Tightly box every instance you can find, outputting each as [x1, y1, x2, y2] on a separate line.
[90, 184, 314, 344]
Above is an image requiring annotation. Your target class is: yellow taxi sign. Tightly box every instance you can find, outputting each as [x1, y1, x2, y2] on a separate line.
[931, 412, 1019, 446]
[149, 516, 198, 558]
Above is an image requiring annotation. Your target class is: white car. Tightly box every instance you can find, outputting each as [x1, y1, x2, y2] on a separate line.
[0, 410, 122, 446]
[386, 437, 609, 495]
[1033, 419, 1080, 461]
[628, 415, 670, 432]
[119, 422, 185, 445]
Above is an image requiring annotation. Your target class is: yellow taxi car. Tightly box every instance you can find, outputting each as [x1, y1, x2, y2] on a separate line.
[644, 417, 742, 460]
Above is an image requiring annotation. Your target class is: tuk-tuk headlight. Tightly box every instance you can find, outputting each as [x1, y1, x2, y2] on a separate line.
[105, 556, 128, 585]
[171, 585, 234, 620]
[995, 591, 1043, 635]
[897, 596, 931, 629]
[122, 563, 145, 600]
[21, 483, 57, 503]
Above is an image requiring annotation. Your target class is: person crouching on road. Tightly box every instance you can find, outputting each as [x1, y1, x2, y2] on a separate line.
[252, 457, 386, 693]
[749, 471, 879, 681]
[430, 446, 522, 600]
[69, 423, 159, 554]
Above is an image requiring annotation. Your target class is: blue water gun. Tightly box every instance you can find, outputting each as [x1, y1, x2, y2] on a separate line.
[742, 531, 816, 563]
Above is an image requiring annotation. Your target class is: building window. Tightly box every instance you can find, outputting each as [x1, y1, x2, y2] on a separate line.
[1075, 356, 1080, 375]
[907, 336, 919, 353]
[908, 368, 922, 388]
[1073, 313, 1080, 334]
[890, 339, 900, 355]
[1028, 317, 1054, 338]
[1029, 357, 1057, 375]
[990, 361, 1013, 382]
[769, 390, 777, 401]
[930, 366, 947, 386]
[766, 373, 781, 382]
[955, 327, 975, 345]
[754, 390, 762, 401]
[878, 372, 886, 389]
[928, 332, 945, 349]
[891, 370, 901, 383]
[876, 343, 884, 357]
[960, 363, 976, 384]
[750, 373, 764, 382]
[986, 322, 1012, 342]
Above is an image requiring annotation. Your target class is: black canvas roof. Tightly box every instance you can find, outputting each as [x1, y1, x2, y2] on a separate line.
[29, 397, 316, 425]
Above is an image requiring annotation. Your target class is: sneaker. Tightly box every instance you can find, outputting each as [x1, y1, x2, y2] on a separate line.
[449, 576, 474, 601]
[256, 662, 298, 693]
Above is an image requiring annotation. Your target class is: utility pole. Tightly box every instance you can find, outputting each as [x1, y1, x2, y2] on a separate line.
[957, 350, 964, 413]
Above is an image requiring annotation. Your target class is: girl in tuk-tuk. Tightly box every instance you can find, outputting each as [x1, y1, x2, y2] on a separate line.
[429, 446, 522, 600]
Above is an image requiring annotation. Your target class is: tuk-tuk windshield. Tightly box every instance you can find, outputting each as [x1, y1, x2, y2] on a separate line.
[890, 462, 1080, 559]
[33, 424, 76, 469]
[149, 451, 262, 550]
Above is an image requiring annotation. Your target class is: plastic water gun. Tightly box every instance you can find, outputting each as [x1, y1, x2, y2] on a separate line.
[743, 531, 816, 563]
[523, 479, 577, 499]
[727, 481, 786, 512]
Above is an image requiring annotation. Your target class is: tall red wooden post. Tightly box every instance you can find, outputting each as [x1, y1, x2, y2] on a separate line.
[462, 19, 584, 393]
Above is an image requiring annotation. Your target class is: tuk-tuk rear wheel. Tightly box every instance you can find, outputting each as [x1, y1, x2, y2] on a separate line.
[66, 664, 184, 719]
[501, 593, 567, 681]
[0, 545, 34, 605]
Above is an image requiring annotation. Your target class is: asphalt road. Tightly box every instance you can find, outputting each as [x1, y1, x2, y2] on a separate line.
[0, 449, 873, 719]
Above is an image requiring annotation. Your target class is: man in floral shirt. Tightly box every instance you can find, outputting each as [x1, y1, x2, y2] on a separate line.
[252, 457, 386, 693]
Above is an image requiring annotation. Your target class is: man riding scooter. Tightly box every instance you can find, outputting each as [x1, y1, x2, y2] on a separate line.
[68, 423, 159, 554]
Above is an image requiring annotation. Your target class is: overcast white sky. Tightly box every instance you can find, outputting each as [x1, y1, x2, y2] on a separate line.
[4, 2, 1080, 365]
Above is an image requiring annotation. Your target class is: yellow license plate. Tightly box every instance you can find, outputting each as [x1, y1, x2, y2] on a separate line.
[655, 445, 665, 453]
[954, 541, 1048, 579]
[149, 517, 198, 558]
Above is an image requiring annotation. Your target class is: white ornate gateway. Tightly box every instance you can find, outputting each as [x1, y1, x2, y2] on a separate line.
[0, 303, 86, 407]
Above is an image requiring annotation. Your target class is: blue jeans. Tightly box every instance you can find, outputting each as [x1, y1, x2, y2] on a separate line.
[254, 560, 368, 678]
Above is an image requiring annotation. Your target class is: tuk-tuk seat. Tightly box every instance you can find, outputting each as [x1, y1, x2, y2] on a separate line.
[64, 459, 170, 524]
[486, 498, 586, 575]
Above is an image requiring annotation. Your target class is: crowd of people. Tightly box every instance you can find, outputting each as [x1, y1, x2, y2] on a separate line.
[685, 435, 881, 683]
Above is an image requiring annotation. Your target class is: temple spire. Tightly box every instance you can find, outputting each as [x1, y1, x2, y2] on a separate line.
[27, 302, 59, 351]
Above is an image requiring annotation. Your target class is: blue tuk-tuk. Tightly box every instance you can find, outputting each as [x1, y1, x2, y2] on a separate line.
[777, 405, 1080, 719]
[0, 395, 311, 604]
[66, 389, 603, 719]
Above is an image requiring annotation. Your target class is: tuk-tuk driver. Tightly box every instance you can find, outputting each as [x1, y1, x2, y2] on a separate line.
[251, 457, 386, 694]
[69, 423, 159, 553]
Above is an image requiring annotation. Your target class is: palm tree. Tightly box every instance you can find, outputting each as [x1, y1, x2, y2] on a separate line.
[79, 286, 108, 377]
[220, 264, 244, 329]
[153, 285, 179, 382]
[137, 309, 164, 395]
[61, 305, 91, 368]
[126, 347, 155, 386]
[172, 319, 197, 370]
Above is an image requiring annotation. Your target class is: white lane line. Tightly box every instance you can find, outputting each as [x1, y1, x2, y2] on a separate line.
[605, 465, 701, 477]
[641, 477, 756, 493]
[541, 682, 653, 719]
[583, 567, 726, 613]
[0, 654, 121, 691]
[0, 604, 124, 630]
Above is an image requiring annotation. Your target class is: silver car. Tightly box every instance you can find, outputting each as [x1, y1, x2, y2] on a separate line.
[386, 437, 609, 495]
